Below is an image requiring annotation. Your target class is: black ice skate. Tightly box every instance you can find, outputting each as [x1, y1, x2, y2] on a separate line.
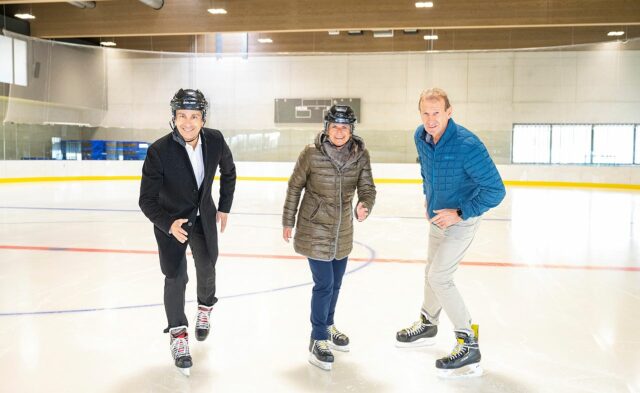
[169, 326, 192, 376]
[395, 314, 438, 347]
[194, 304, 213, 341]
[436, 327, 483, 378]
[327, 325, 350, 352]
[308, 339, 334, 371]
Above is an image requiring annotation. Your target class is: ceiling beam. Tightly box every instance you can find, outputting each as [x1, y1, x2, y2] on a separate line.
[16, 0, 640, 38]
[98, 26, 640, 53]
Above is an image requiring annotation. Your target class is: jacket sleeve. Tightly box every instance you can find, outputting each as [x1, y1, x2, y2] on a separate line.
[355, 149, 376, 215]
[139, 145, 174, 235]
[217, 137, 236, 213]
[459, 141, 506, 219]
[282, 146, 310, 228]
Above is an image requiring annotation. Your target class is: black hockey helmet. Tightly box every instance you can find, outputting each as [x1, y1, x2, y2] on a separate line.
[324, 104, 356, 133]
[170, 89, 209, 121]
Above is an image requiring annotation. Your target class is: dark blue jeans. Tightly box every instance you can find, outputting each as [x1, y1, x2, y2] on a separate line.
[308, 256, 348, 340]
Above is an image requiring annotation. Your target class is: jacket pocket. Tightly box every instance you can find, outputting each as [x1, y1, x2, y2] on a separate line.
[309, 200, 322, 221]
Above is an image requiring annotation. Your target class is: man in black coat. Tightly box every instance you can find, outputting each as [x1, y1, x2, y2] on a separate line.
[139, 89, 236, 375]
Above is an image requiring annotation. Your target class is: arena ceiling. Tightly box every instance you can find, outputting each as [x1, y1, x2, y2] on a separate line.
[1, 0, 639, 53]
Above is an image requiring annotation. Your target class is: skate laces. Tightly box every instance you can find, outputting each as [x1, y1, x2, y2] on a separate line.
[170, 329, 191, 359]
[195, 305, 212, 329]
[328, 325, 347, 341]
[404, 319, 427, 336]
[315, 340, 332, 354]
[446, 339, 468, 361]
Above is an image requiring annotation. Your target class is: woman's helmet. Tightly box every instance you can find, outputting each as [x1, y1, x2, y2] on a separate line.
[324, 104, 356, 133]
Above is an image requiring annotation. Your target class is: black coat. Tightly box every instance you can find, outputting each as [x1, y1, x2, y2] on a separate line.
[139, 127, 236, 261]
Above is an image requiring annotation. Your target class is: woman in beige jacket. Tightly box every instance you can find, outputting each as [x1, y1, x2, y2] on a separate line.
[282, 105, 376, 371]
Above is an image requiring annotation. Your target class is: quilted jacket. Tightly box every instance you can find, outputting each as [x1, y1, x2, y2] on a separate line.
[283, 132, 376, 261]
[414, 118, 505, 220]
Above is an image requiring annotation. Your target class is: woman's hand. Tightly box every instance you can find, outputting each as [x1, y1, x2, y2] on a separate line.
[283, 226, 293, 242]
[356, 202, 369, 222]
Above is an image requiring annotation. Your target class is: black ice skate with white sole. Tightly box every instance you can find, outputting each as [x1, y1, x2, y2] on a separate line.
[327, 325, 350, 352]
[308, 339, 334, 371]
[395, 314, 438, 347]
[195, 304, 213, 341]
[436, 328, 483, 378]
[169, 326, 192, 377]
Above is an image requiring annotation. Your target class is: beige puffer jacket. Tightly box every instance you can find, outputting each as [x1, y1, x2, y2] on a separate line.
[282, 132, 376, 261]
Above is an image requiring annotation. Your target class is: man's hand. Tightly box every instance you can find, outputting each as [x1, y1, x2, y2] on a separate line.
[217, 212, 228, 233]
[431, 208, 462, 229]
[170, 218, 189, 243]
[355, 202, 369, 222]
[283, 227, 293, 242]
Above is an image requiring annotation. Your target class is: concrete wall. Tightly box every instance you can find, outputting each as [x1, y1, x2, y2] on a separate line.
[98, 48, 640, 164]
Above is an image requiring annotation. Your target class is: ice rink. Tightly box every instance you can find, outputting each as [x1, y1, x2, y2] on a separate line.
[1, 178, 639, 392]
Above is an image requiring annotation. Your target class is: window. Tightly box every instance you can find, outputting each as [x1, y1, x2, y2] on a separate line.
[512, 124, 550, 163]
[551, 125, 591, 164]
[0, 36, 27, 86]
[592, 125, 634, 164]
[13, 38, 27, 86]
[0, 36, 12, 84]
[513, 123, 639, 165]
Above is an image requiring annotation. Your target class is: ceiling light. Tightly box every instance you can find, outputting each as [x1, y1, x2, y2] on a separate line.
[207, 8, 227, 14]
[328, 31, 340, 36]
[257, 38, 273, 44]
[373, 30, 394, 38]
[415, 2, 434, 8]
[607, 31, 624, 36]
[138, 0, 164, 10]
[67, 1, 96, 8]
[100, 41, 117, 47]
[14, 13, 36, 20]
[347, 30, 363, 36]
[403, 29, 419, 34]
[423, 34, 438, 40]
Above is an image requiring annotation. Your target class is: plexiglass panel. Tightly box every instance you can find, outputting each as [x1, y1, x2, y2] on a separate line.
[1, 30, 639, 164]
[592, 124, 635, 164]
[551, 125, 592, 164]
[512, 125, 551, 163]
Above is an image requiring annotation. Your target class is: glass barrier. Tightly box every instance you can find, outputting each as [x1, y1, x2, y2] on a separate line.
[1, 30, 639, 164]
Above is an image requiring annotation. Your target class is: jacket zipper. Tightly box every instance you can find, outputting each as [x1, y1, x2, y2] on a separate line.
[431, 144, 436, 217]
[332, 168, 343, 260]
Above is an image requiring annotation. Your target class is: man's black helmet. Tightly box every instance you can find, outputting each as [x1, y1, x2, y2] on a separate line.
[170, 89, 209, 121]
[324, 104, 357, 132]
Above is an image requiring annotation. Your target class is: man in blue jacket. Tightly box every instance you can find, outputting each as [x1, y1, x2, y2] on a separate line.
[395, 88, 505, 378]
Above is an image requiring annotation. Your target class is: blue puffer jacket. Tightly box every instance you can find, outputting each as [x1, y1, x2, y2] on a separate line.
[414, 118, 505, 220]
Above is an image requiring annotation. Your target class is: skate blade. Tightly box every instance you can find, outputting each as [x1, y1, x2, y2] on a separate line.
[437, 363, 483, 379]
[395, 337, 436, 348]
[176, 366, 191, 377]
[328, 342, 350, 352]
[308, 354, 332, 371]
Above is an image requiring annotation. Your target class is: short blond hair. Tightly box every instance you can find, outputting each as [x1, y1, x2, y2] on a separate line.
[418, 88, 451, 110]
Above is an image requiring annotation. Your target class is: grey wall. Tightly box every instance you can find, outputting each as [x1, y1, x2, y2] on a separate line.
[99, 48, 640, 163]
[1, 35, 639, 163]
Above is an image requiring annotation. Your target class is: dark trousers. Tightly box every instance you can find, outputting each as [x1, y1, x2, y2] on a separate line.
[308, 256, 348, 340]
[157, 216, 218, 331]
